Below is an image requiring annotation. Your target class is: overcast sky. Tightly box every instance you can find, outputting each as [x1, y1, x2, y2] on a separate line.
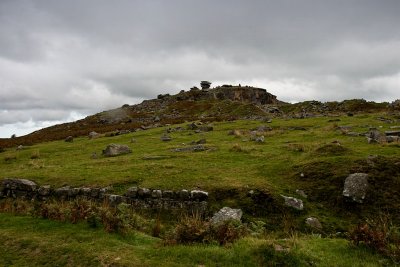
[1, 0, 400, 137]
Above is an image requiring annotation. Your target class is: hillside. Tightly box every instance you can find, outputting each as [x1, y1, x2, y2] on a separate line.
[1, 84, 396, 149]
[1, 87, 400, 266]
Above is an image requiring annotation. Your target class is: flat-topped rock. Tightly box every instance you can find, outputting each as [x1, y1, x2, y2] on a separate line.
[102, 144, 132, 157]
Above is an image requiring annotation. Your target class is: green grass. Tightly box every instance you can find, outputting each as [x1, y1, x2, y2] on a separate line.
[0, 213, 392, 267]
[1, 113, 398, 189]
[1, 113, 400, 226]
[1, 112, 400, 265]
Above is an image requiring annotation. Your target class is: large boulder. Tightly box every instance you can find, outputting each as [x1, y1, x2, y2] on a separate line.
[102, 144, 132, 157]
[211, 207, 242, 226]
[343, 173, 369, 203]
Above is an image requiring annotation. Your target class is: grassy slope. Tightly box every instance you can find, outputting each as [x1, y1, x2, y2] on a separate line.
[0, 213, 390, 267]
[1, 113, 398, 188]
[1, 112, 400, 266]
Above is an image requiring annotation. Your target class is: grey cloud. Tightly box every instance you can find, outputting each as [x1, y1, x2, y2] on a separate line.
[1, 0, 400, 136]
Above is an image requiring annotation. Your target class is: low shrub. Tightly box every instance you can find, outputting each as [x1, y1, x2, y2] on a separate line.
[166, 213, 248, 246]
[348, 215, 400, 262]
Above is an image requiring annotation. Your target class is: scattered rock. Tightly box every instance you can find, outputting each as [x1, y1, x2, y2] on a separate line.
[125, 187, 138, 198]
[386, 136, 400, 143]
[191, 139, 206, 145]
[210, 207, 243, 226]
[228, 129, 242, 136]
[367, 130, 385, 143]
[106, 194, 124, 205]
[65, 136, 74, 142]
[179, 189, 190, 200]
[38, 185, 51, 196]
[151, 189, 162, 198]
[91, 152, 98, 159]
[198, 125, 213, 132]
[343, 173, 369, 203]
[253, 125, 272, 132]
[385, 130, 400, 137]
[172, 145, 207, 152]
[187, 122, 198, 130]
[160, 134, 172, 142]
[16, 145, 24, 150]
[305, 217, 322, 229]
[296, 189, 307, 198]
[102, 144, 132, 157]
[255, 136, 265, 143]
[54, 186, 72, 198]
[281, 195, 304, 210]
[88, 131, 100, 139]
[190, 190, 208, 201]
[138, 188, 151, 198]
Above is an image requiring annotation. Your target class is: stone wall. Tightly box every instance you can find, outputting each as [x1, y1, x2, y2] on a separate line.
[0, 178, 208, 212]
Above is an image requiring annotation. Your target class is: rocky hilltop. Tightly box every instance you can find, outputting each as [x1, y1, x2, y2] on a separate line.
[1, 82, 399, 148]
[0, 84, 283, 147]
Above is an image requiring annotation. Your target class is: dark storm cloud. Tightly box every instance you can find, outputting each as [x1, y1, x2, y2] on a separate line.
[1, 0, 400, 136]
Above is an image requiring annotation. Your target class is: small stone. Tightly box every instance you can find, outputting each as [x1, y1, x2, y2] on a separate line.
[281, 195, 304, 210]
[160, 134, 172, 142]
[65, 136, 74, 142]
[151, 189, 162, 198]
[190, 190, 208, 201]
[37, 185, 51, 196]
[296, 189, 307, 198]
[179, 189, 190, 200]
[211, 207, 242, 226]
[138, 188, 151, 198]
[125, 187, 138, 198]
[162, 190, 174, 199]
[305, 217, 322, 229]
[102, 144, 132, 157]
[255, 136, 265, 143]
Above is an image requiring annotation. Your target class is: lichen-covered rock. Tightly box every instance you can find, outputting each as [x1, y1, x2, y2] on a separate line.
[151, 189, 162, 198]
[179, 189, 190, 200]
[138, 188, 151, 198]
[65, 136, 74, 142]
[2, 178, 37, 191]
[211, 207, 242, 226]
[305, 217, 322, 229]
[38, 185, 51, 196]
[343, 173, 369, 203]
[125, 186, 138, 198]
[190, 190, 208, 201]
[281, 195, 304, 210]
[88, 131, 100, 139]
[54, 186, 72, 198]
[106, 194, 124, 205]
[102, 144, 132, 157]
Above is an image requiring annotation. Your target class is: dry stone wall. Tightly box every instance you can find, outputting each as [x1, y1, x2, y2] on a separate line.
[0, 178, 208, 212]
